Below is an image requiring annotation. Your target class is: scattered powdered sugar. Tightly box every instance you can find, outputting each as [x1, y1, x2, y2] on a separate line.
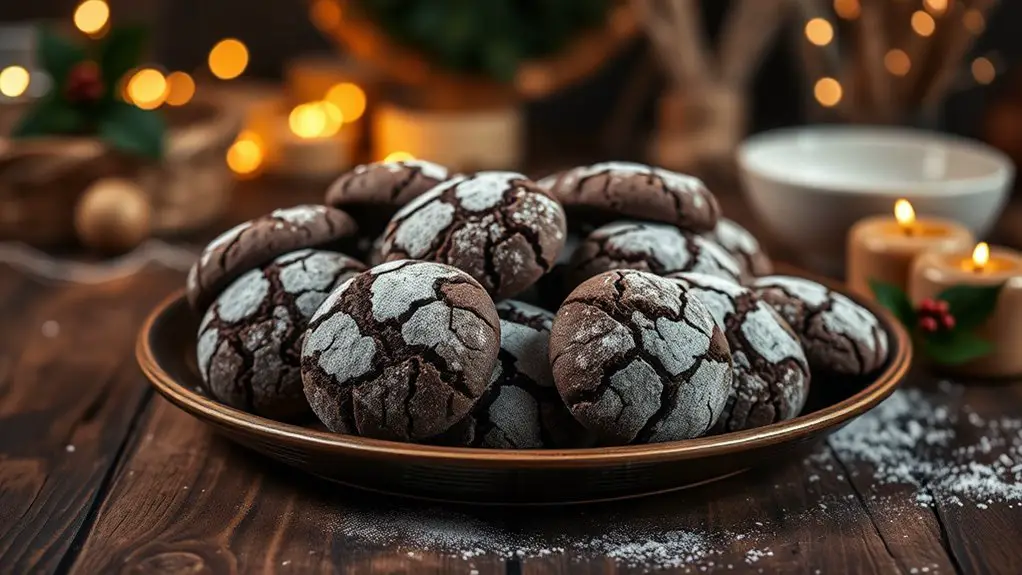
[454, 172, 523, 211]
[827, 384, 1022, 507]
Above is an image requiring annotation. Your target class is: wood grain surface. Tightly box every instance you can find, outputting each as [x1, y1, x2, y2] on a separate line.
[1, 178, 1021, 574]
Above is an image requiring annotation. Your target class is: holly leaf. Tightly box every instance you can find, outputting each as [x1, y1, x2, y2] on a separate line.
[38, 28, 86, 93]
[98, 101, 165, 160]
[922, 330, 995, 366]
[937, 283, 1003, 331]
[99, 26, 148, 99]
[11, 98, 86, 138]
[869, 279, 916, 327]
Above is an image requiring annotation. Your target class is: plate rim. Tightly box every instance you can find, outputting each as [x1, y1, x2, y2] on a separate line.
[137, 279, 912, 469]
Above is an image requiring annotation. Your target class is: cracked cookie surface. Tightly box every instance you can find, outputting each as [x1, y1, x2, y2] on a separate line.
[187, 205, 358, 313]
[435, 300, 593, 449]
[325, 160, 451, 236]
[197, 249, 365, 420]
[300, 260, 501, 441]
[380, 171, 567, 300]
[537, 162, 720, 232]
[752, 275, 889, 375]
[567, 221, 742, 289]
[669, 272, 810, 433]
[549, 270, 733, 445]
[706, 218, 773, 279]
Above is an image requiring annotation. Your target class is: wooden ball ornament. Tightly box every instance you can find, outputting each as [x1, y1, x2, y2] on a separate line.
[74, 178, 152, 252]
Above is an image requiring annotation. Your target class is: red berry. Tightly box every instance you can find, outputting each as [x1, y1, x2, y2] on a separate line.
[65, 61, 104, 103]
[919, 316, 938, 332]
[935, 300, 950, 314]
[919, 299, 937, 313]
[942, 314, 956, 330]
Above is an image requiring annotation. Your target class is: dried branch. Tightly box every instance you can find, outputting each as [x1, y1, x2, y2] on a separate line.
[719, 0, 791, 87]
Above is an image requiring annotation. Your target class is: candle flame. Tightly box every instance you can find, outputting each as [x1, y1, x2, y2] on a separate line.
[972, 242, 990, 270]
[894, 199, 915, 229]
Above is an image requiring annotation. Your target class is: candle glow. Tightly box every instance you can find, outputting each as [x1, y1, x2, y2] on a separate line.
[384, 151, 415, 162]
[894, 199, 915, 232]
[973, 242, 990, 271]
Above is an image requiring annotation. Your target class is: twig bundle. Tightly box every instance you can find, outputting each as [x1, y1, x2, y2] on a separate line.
[795, 0, 1000, 123]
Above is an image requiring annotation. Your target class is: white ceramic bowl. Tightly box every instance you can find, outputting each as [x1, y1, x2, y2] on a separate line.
[737, 126, 1015, 273]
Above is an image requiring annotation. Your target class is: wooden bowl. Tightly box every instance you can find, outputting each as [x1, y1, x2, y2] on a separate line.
[137, 283, 911, 505]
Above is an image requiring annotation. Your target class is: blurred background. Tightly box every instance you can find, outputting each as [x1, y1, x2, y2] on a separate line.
[1, 0, 1020, 255]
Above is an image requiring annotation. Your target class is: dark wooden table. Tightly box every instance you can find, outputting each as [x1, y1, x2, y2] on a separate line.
[3, 178, 1022, 575]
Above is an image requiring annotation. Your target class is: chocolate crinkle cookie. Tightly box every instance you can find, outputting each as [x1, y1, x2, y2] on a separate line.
[537, 161, 720, 232]
[300, 260, 500, 441]
[196, 249, 365, 420]
[567, 221, 742, 288]
[324, 159, 451, 235]
[669, 272, 810, 433]
[549, 270, 733, 445]
[752, 276, 889, 375]
[707, 218, 773, 279]
[186, 205, 358, 313]
[380, 171, 567, 300]
[436, 300, 593, 449]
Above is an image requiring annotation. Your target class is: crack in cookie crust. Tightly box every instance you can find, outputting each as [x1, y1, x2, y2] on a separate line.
[380, 172, 567, 300]
[301, 260, 500, 441]
[549, 270, 733, 445]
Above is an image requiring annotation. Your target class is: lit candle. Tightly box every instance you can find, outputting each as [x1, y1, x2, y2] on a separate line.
[846, 199, 974, 298]
[270, 101, 354, 178]
[909, 242, 1022, 378]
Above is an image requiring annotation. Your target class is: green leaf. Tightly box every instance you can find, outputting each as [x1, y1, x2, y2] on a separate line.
[99, 26, 148, 98]
[11, 98, 85, 137]
[38, 28, 86, 92]
[922, 330, 995, 366]
[869, 279, 916, 327]
[97, 101, 165, 160]
[937, 283, 1004, 331]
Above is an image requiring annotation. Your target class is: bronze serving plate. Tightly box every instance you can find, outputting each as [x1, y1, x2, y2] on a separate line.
[137, 282, 911, 505]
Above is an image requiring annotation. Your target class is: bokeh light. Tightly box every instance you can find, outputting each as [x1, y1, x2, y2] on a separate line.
[384, 151, 415, 162]
[165, 72, 195, 106]
[289, 102, 342, 138]
[209, 39, 249, 80]
[227, 132, 264, 176]
[964, 9, 986, 34]
[127, 68, 167, 110]
[309, 0, 342, 31]
[833, 0, 860, 19]
[325, 82, 366, 122]
[74, 0, 109, 36]
[0, 66, 30, 98]
[814, 77, 842, 108]
[972, 57, 996, 85]
[804, 18, 834, 47]
[884, 49, 911, 77]
[924, 0, 948, 16]
[911, 11, 936, 37]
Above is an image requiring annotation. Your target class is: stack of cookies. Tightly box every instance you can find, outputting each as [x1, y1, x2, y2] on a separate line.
[188, 160, 890, 449]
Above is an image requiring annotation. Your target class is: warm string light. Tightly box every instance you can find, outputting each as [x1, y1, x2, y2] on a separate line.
[74, 0, 109, 36]
[164, 71, 195, 106]
[0, 66, 30, 98]
[325, 82, 366, 122]
[384, 151, 415, 162]
[833, 0, 860, 20]
[911, 11, 936, 37]
[227, 131, 264, 177]
[126, 68, 167, 110]
[884, 49, 912, 76]
[972, 57, 996, 85]
[963, 9, 986, 34]
[309, 0, 342, 31]
[814, 77, 842, 107]
[894, 199, 916, 234]
[209, 39, 249, 80]
[804, 18, 834, 47]
[972, 242, 990, 272]
[923, 0, 948, 16]
[289, 101, 343, 139]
